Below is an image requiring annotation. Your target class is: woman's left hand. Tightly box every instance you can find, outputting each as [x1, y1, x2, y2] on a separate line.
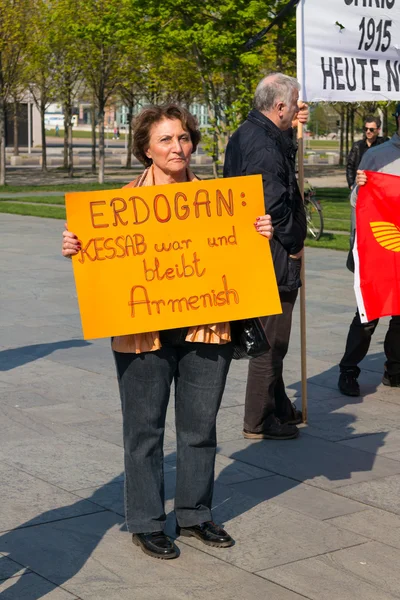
[255, 214, 274, 239]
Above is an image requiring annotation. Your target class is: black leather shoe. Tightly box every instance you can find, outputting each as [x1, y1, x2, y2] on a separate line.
[243, 417, 299, 440]
[132, 532, 178, 559]
[177, 521, 234, 548]
[382, 371, 400, 387]
[338, 372, 360, 396]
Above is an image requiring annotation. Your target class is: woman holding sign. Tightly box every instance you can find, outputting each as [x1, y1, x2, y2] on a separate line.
[62, 104, 273, 560]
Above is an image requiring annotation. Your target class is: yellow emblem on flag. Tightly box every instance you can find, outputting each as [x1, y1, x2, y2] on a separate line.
[370, 222, 400, 252]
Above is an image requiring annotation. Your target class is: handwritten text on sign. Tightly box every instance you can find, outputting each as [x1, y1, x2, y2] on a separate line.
[65, 175, 282, 339]
[297, 0, 400, 102]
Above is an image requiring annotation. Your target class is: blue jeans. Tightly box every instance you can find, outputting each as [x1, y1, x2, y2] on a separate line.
[113, 328, 233, 533]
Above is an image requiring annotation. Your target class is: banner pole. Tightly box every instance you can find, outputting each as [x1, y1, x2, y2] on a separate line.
[296, 0, 308, 423]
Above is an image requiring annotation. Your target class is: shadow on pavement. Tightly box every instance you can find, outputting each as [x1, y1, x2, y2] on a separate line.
[0, 475, 124, 599]
[0, 340, 91, 371]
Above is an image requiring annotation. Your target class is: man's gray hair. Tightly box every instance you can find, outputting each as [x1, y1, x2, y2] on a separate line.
[254, 73, 300, 112]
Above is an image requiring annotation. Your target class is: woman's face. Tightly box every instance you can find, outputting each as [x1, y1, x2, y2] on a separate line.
[145, 118, 193, 175]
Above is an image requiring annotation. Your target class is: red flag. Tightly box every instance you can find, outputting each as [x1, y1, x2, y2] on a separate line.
[354, 170, 400, 323]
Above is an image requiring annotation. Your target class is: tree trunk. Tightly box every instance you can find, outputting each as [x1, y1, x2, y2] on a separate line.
[126, 101, 133, 169]
[91, 101, 96, 174]
[68, 114, 73, 178]
[13, 100, 19, 156]
[40, 103, 47, 171]
[0, 52, 5, 185]
[98, 108, 105, 184]
[63, 109, 68, 169]
[345, 105, 350, 159]
[0, 99, 5, 186]
[383, 105, 388, 138]
[212, 129, 219, 178]
[350, 106, 355, 146]
[275, 22, 284, 71]
[339, 106, 345, 166]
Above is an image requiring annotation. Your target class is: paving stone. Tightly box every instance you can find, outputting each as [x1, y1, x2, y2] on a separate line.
[0, 432, 124, 491]
[2, 213, 399, 599]
[0, 555, 29, 581]
[335, 474, 400, 514]
[0, 357, 121, 415]
[72, 480, 125, 516]
[217, 435, 400, 491]
[0, 402, 68, 448]
[214, 454, 274, 485]
[0, 571, 78, 599]
[73, 415, 123, 447]
[340, 431, 400, 456]
[328, 508, 400, 550]
[174, 482, 367, 572]
[0, 388, 66, 409]
[21, 403, 106, 425]
[259, 543, 399, 600]
[0, 462, 105, 532]
[0, 339, 91, 372]
[228, 474, 367, 520]
[1, 512, 305, 600]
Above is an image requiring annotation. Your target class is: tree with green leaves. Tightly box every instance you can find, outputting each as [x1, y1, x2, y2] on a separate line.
[72, 0, 133, 183]
[50, 0, 84, 176]
[0, 0, 31, 184]
[142, 0, 292, 176]
[25, 0, 59, 172]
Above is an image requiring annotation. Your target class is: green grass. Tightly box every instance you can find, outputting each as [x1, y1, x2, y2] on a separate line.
[0, 202, 66, 219]
[308, 140, 339, 149]
[0, 196, 65, 205]
[305, 232, 350, 251]
[314, 187, 352, 233]
[323, 218, 350, 232]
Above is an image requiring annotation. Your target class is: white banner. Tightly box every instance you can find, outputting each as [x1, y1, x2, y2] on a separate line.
[297, 0, 400, 102]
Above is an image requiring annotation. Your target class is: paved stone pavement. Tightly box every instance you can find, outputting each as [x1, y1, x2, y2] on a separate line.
[1, 213, 400, 600]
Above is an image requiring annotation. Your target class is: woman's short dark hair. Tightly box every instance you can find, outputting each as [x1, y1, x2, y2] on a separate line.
[132, 104, 201, 167]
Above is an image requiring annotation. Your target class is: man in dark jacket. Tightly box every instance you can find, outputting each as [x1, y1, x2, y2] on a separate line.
[346, 116, 387, 188]
[224, 73, 307, 440]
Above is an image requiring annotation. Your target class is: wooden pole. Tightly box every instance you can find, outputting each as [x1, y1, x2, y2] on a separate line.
[296, 0, 307, 423]
[297, 120, 308, 423]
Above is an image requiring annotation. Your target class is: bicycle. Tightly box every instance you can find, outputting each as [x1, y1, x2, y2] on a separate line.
[304, 186, 324, 241]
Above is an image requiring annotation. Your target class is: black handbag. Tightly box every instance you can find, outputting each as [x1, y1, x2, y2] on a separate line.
[230, 317, 270, 360]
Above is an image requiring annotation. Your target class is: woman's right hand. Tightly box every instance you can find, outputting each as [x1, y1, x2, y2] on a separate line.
[62, 223, 81, 257]
[356, 170, 368, 186]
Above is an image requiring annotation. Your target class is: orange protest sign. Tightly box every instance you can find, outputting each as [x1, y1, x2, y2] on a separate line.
[65, 175, 281, 340]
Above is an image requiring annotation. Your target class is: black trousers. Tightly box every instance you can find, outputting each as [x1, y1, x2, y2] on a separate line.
[244, 290, 298, 433]
[113, 328, 233, 533]
[340, 310, 400, 376]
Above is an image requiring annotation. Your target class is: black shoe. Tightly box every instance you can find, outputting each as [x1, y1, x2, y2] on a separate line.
[338, 372, 360, 397]
[382, 371, 400, 387]
[177, 521, 234, 548]
[243, 417, 299, 440]
[132, 532, 178, 559]
[281, 405, 303, 425]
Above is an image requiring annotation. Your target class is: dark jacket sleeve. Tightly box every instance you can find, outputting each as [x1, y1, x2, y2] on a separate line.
[346, 143, 359, 188]
[244, 147, 305, 254]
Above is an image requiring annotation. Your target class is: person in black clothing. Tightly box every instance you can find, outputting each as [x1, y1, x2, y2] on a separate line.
[224, 73, 307, 440]
[338, 107, 400, 397]
[346, 116, 387, 188]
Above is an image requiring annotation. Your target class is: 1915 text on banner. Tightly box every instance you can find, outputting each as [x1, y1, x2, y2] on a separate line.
[297, 0, 400, 102]
[65, 175, 282, 340]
